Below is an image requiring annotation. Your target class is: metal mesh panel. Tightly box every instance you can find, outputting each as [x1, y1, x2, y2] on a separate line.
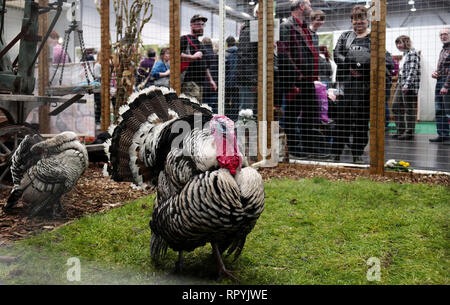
[383, 0, 450, 171]
[274, 0, 449, 172]
[3, 0, 448, 172]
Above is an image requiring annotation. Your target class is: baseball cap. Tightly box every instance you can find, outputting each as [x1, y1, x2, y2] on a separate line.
[190, 14, 208, 24]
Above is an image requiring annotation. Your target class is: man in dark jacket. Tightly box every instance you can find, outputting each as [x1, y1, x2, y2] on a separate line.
[430, 28, 450, 144]
[277, 0, 320, 157]
[225, 36, 239, 121]
[180, 14, 217, 103]
[237, 5, 259, 115]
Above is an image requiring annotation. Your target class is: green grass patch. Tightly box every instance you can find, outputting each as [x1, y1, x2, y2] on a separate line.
[0, 178, 448, 284]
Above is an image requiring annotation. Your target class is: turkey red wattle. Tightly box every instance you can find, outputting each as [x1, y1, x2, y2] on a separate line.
[210, 115, 242, 175]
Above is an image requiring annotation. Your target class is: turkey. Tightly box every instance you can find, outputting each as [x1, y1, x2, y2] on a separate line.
[3, 131, 89, 217]
[104, 86, 265, 281]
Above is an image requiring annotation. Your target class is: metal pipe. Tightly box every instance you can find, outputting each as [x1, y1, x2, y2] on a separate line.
[217, 0, 225, 115]
[262, 0, 267, 161]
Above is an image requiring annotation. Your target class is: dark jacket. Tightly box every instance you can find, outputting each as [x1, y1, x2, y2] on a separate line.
[225, 46, 238, 87]
[203, 44, 218, 85]
[334, 31, 357, 84]
[318, 56, 333, 83]
[237, 20, 258, 87]
[437, 41, 450, 89]
[136, 57, 156, 86]
[277, 16, 319, 91]
[335, 31, 397, 87]
[180, 34, 209, 85]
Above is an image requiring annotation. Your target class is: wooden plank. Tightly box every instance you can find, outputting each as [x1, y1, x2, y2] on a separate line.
[85, 144, 105, 152]
[170, 0, 181, 95]
[48, 94, 84, 116]
[45, 85, 99, 96]
[0, 94, 85, 104]
[38, 0, 50, 134]
[100, 0, 111, 131]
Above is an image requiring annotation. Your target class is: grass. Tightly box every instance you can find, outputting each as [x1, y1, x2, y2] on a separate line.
[0, 178, 449, 285]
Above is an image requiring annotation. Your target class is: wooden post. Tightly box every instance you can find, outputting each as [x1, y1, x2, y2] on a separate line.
[100, 0, 111, 131]
[38, 0, 50, 133]
[257, 1, 263, 161]
[266, 1, 274, 157]
[170, 0, 181, 95]
[369, 0, 386, 175]
[257, 1, 274, 162]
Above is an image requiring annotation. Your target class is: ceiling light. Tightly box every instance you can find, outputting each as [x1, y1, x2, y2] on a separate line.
[365, 1, 370, 9]
[249, 1, 256, 5]
[410, 5, 416, 11]
[408, 0, 415, 5]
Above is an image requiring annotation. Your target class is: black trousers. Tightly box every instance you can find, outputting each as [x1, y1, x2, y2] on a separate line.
[331, 80, 370, 157]
[94, 92, 101, 124]
[284, 81, 319, 154]
[225, 87, 239, 122]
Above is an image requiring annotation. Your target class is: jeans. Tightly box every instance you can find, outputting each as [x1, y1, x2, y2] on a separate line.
[392, 85, 417, 135]
[435, 78, 450, 138]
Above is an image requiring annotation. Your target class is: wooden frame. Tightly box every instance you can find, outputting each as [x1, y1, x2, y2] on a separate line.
[100, 0, 111, 131]
[369, 0, 387, 175]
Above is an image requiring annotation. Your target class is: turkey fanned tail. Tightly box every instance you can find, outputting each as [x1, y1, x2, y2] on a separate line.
[103, 86, 212, 186]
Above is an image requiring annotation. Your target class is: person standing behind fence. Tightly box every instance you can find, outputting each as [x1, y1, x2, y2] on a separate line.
[180, 15, 217, 103]
[430, 28, 450, 144]
[237, 4, 259, 116]
[225, 36, 239, 121]
[135, 48, 156, 90]
[278, 0, 319, 158]
[93, 53, 102, 128]
[201, 37, 218, 113]
[151, 47, 170, 88]
[317, 45, 334, 125]
[331, 5, 371, 164]
[48, 31, 70, 64]
[309, 10, 325, 51]
[392, 35, 421, 141]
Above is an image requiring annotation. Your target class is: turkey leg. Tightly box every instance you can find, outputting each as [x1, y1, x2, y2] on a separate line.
[175, 251, 183, 273]
[212, 243, 239, 283]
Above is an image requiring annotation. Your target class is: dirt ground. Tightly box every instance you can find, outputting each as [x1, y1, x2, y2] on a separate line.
[0, 162, 448, 244]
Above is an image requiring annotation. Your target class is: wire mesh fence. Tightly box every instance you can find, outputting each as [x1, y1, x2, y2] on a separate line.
[1, 0, 449, 173]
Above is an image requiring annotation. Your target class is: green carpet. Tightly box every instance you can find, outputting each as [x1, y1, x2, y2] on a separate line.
[387, 121, 437, 135]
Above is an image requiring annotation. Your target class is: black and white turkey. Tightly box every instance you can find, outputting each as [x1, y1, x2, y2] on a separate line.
[3, 131, 89, 217]
[104, 86, 265, 280]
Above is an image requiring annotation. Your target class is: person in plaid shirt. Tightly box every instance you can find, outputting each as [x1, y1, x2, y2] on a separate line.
[430, 28, 450, 144]
[392, 35, 421, 140]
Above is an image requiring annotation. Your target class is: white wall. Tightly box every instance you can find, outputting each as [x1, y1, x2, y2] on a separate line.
[387, 25, 445, 121]
[80, 0, 240, 49]
[331, 25, 446, 121]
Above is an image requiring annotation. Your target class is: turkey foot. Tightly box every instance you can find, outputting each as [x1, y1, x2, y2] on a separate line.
[212, 243, 239, 283]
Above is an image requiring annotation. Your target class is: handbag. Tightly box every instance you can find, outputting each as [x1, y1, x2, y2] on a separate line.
[180, 35, 198, 73]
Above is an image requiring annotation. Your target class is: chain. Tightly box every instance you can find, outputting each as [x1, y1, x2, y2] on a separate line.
[77, 29, 94, 85]
[58, 29, 71, 85]
[49, 20, 95, 87]
[49, 29, 70, 86]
